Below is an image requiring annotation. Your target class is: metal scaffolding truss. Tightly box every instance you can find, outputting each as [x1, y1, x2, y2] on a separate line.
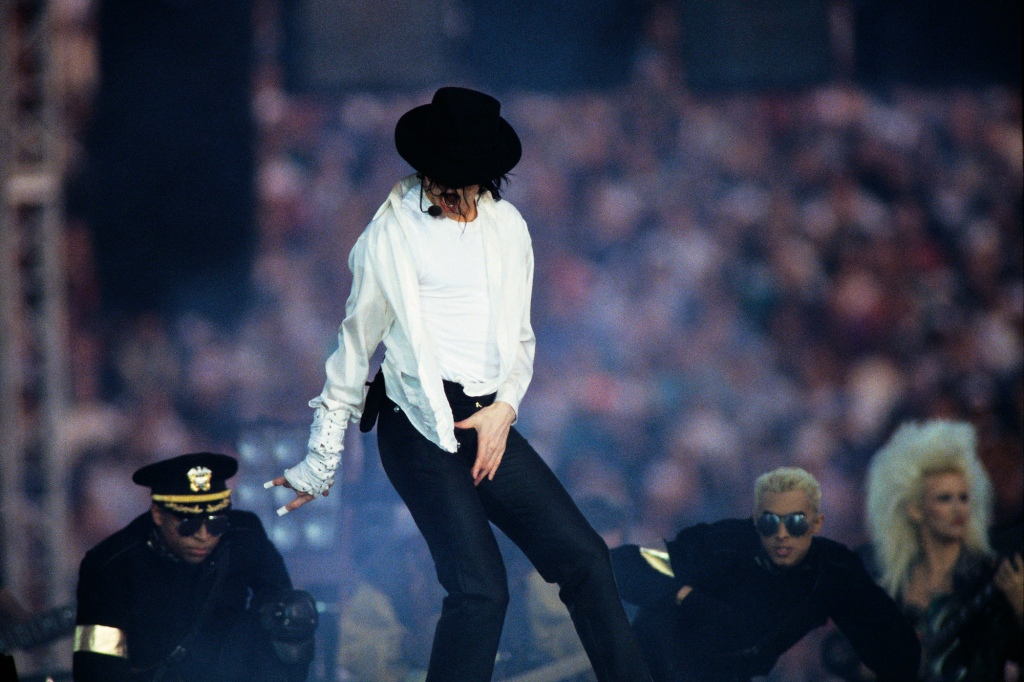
[0, 0, 75, 648]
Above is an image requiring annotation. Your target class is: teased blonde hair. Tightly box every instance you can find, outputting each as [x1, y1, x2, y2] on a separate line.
[866, 419, 993, 598]
[754, 467, 822, 514]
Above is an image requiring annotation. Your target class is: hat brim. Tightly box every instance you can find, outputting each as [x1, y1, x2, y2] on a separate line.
[132, 453, 238, 488]
[395, 104, 522, 188]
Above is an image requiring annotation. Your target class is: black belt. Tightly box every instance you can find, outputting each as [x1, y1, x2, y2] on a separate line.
[442, 379, 496, 409]
[359, 370, 495, 432]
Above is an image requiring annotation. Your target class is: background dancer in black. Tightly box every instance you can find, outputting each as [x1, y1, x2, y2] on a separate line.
[612, 466, 920, 682]
[74, 453, 316, 682]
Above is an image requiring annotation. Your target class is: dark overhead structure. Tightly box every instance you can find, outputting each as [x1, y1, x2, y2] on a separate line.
[678, 0, 833, 91]
[854, 0, 1022, 86]
[460, 0, 643, 92]
[669, 0, 1021, 91]
[282, 0, 644, 93]
[79, 0, 256, 321]
[281, 0, 452, 92]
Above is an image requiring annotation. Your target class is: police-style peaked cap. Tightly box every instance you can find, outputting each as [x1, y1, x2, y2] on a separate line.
[132, 452, 238, 515]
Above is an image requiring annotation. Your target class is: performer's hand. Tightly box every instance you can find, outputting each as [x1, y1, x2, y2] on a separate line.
[994, 552, 1024, 623]
[265, 476, 329, 514]
[455, 401, 516, 486]
[675, 585, 693, 604]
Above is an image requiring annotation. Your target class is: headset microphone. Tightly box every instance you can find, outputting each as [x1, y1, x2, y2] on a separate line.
[427, 205, 443, 217]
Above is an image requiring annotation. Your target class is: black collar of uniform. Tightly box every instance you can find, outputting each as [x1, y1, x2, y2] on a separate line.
[146, 525, 189, 565]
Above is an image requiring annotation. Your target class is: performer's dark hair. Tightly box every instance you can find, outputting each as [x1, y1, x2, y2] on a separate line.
[479, 175, 508, 202]
[420, 173, 510, 203]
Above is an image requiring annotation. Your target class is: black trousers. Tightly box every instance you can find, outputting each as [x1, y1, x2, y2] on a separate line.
[377, 384, 651, 682]
[631, 607, 702, 682]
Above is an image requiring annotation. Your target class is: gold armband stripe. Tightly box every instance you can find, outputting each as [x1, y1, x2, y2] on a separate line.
[74, 624, 128, 658]
[639, 547, 674, 578]
[151, 489, 231, 503]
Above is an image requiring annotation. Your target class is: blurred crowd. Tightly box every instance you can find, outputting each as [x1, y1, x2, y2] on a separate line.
[244, 54, 1024, 548]
[37, 4, 1024, 681]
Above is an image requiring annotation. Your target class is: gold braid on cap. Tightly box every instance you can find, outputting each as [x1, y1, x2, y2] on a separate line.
[150, 489, 231, 504]
[153, 489, 231, 514]
[74, 624, 127, 658]
[205, 496, 230, 512]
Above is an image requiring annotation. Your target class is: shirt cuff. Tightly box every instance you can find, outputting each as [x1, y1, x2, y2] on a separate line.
[493, 388, 521, 423]
[307, 397, 348, 455]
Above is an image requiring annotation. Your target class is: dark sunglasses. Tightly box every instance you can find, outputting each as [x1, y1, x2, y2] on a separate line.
[755, 512, 810, 538]
[174, 514, 230, 538]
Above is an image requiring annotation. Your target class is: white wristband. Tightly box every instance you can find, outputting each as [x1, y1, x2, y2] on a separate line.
[283, 400, 346, 497]
[283, 452, 340, 498]
[307, 398, 347, 455]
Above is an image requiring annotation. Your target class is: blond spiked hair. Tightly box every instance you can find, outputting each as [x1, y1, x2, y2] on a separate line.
[866, 419, 993, 598]
[754, 467, 822, 514]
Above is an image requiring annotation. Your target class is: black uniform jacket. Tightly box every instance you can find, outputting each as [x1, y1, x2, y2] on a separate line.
[611, 518, 920, 682]
[74, 510, 292, 682]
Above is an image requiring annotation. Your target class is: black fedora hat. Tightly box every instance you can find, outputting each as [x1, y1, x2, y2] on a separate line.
[395, 86, 522, 189]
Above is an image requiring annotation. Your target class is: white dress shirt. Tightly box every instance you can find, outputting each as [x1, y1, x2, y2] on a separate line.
[401, 185, 501, 386]
[312, 174, 536, 454]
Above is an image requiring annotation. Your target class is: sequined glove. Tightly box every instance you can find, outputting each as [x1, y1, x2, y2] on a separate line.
[283, 398, 345, 497]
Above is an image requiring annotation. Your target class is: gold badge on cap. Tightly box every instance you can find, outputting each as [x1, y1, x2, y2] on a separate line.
[188, 466, 213, 492]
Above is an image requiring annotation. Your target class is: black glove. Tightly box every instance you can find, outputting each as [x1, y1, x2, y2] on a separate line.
[259, 589, 319, 665]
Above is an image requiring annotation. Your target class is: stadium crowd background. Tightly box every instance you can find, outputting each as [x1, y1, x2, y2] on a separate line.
[6, 0, 1022, 679]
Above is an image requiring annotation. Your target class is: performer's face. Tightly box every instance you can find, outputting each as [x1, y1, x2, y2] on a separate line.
[151, 504, 223, 564]
[911, 471, 970, 544]
[424, 179, 481, 217]
[755, 489, 823, 568]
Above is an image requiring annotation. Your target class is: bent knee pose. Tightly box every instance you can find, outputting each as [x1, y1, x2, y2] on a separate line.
[270, 87, 651, 682]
